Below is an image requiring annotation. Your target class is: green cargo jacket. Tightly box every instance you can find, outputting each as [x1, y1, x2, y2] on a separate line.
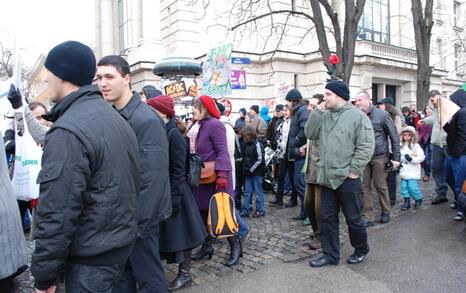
[305, 103, 375, 190]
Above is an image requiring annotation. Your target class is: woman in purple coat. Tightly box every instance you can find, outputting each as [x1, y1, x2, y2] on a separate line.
[188, 95, 242, 266]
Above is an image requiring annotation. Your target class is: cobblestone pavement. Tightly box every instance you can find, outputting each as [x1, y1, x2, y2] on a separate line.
[16, 177, 440, 292]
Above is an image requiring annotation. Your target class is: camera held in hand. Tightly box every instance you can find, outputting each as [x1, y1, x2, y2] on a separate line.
[386, 160, 402, 172]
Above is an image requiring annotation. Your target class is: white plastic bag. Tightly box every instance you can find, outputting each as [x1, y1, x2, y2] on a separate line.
[11, 110, 42, 200]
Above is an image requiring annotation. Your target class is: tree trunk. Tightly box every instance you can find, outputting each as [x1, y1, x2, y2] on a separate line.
[411, 0, 434, 110]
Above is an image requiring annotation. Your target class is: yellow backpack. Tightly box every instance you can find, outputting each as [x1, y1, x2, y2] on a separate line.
[207, 192, 239, 239]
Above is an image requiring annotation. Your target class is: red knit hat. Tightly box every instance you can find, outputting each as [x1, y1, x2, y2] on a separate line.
[147, 95, 175, 118]
[199, 95, 220, 119]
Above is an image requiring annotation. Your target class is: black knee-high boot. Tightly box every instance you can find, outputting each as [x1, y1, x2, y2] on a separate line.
[192, 236, 214, 261]
[224, 235, 242, 267]
[168, 250, 193, 291]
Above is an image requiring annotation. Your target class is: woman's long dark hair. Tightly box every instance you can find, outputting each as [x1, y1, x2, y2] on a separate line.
[174, 117, 188, 136]
[240, 125, 257, 144]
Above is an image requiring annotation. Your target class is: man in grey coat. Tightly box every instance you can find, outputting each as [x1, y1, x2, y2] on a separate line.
[418, 90, 454, 205]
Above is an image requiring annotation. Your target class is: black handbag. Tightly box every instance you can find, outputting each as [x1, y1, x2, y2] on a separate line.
[188, 153, 204, 189]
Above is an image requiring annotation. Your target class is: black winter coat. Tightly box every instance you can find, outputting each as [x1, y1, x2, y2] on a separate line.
[287, 103, 309, 159]
[266, 116, 283, 150]
[32, 86, 141, 290]
[444, 89, 466, 157]
[159, 118, 207, 254]
[118, 93, 172, 238]
[242, 140, 266, 176]
[367, 106, 401, 161]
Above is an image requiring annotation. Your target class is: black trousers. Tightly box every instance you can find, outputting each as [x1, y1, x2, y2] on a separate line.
[387, 170, 397, 204]
[0, 275, 15, 293]
[276, 159, 297, 200]
[321, 178, 369, 262]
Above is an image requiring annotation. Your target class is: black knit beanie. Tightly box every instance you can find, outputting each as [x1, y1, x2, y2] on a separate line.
[325, 80, 350, 101]
[285, 89, 303, 101]
[250, 105, 259, 114]
[45, 41, 96, 87]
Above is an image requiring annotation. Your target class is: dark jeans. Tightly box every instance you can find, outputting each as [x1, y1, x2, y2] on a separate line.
[65, 263, 124, 293]
[431, 144, 455, 198]
[445, 155, 466, 211]
[293, 158, 306, 217]
[321, 178, 369, 263]
[113, 225, 167, 293]
[419, 142, 431, 176]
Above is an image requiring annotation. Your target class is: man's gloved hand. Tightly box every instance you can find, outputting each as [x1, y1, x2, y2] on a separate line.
[7, 84, 23, 109]
[404, 154, 413, 162]
[216, 176, 228, 191]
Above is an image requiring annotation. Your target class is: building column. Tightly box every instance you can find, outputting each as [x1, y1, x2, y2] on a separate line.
[99, 0, 115, 59]
[359, 64, 374, 93]
[127, 0, 165, 65]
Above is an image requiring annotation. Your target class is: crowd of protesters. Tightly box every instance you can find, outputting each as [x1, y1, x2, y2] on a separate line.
[1, 40, 466, 293]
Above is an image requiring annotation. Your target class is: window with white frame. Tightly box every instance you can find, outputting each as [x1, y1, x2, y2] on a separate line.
[454, 1, 461, 28]
[437, 38, 444, 69]
[358, 0, 390, 44]
[118, 0, 132, 54]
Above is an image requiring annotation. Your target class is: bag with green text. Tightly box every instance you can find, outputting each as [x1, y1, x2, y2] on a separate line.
[11, 110, 42, 200]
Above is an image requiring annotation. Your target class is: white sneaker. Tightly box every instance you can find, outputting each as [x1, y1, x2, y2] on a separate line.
[454, 212, 464, 221]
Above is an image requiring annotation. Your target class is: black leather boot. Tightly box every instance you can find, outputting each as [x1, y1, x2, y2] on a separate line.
[168, 251, 193, 291]
[224, 235, 242, 267]
[414, 199, 422, 209]
[269, 194, 283, 206]
[192, 236, 214, 261]
[401, 198, 411, 210]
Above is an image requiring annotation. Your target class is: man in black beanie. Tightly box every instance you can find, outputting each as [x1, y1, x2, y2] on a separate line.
[305, 80, 374, 268]
[31, 41, 141, 292]
[284, 89, 309, 220]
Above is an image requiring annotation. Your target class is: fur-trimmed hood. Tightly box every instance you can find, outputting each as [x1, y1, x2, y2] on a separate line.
[401, 125, 418, 144]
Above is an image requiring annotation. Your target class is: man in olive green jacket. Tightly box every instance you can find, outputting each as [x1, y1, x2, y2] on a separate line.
[305, 80, 375, 268]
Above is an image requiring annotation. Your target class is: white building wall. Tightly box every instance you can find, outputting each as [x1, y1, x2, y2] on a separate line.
[94, 0, 466, 108]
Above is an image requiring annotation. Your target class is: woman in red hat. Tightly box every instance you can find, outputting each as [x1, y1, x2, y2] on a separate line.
[187, 95, 242, 267]
[147, 95, 207, 291]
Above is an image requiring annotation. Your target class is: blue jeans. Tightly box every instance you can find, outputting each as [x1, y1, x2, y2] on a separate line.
[242, 176, 265, 214]
[284, 173, 292, 193]
[420, 142, 431, 176]
[294, 158, 306, 218]
[445, 155, 466, 212]
[400, 179, 423, 200]
[431, 144, 455, 197]
[235, 209, 249, 239]
[65, 263, 125, 293]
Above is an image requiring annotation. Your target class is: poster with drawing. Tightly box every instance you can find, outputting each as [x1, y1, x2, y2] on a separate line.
[201, 43, 233, 97]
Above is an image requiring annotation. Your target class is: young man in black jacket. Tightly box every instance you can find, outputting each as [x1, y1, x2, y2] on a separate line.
[96, 55, 172, 293]
[31, 41, 141, 293]
[285, 89, 310, 219]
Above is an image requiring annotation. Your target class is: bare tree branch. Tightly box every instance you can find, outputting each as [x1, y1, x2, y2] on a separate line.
[230, 10, 314, 31]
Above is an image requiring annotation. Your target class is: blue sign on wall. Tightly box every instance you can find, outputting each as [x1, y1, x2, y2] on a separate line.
[231, 57, 251, 65]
